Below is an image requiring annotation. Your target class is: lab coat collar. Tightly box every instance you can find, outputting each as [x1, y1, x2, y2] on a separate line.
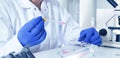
[19, 0, 48, 9]
[19, 0, 33, 9]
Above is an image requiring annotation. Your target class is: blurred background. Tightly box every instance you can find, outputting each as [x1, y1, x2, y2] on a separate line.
[58, 0, 96, 28]
[57, 0, 120, 48]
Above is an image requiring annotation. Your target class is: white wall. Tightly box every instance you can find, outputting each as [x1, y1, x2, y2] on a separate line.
[79, 0, 96, 29]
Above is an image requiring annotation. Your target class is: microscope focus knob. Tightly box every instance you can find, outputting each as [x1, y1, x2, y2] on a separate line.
[99, 28, 107, 36]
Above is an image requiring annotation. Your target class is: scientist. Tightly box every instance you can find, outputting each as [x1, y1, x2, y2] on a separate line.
[0, 0, 102, 56]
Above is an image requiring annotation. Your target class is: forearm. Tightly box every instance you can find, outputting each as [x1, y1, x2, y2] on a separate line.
[0, 35, 23, 57]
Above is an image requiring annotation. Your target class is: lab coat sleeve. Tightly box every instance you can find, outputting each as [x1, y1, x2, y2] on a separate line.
[0, 3, 23, 56]
[0, 34, 23, 57]
[0, 0, 26, 56]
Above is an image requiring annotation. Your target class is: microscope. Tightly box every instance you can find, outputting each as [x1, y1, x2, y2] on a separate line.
[99, 0, 120, 48]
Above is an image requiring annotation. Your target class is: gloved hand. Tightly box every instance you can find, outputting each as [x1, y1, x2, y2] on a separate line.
[18, 16, 46, 47]
[78, 27, 102, 46]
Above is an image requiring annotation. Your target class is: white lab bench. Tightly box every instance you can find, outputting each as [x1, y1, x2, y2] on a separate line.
[33, 45, 120, 58]
[92, 46, 120, 58]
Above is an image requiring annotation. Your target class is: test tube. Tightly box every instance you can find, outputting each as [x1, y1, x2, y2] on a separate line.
[43, 17, 66, 47]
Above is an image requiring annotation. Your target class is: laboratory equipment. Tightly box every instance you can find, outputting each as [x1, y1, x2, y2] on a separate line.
[1, 47, 35, 58]
[99, 28, 107, 36]
[99, 0, 120, 48]
[107, 0, 118, 8]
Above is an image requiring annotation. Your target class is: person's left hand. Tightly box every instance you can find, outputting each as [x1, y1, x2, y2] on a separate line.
[78, 27, 102, 46]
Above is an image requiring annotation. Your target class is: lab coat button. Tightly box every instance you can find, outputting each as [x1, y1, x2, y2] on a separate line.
[34, 8, 37, 10]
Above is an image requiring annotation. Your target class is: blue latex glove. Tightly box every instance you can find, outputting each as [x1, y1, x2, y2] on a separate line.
[78, 27, 102, 46]
[18, 16, 46, 47]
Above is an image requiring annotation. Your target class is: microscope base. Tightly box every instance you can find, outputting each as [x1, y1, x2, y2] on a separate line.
[102, 41, 120, 49]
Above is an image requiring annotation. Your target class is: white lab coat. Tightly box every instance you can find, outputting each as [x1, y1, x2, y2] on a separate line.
[0, 0, 81, 56]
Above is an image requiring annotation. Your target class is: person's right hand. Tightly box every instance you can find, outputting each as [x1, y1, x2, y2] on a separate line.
[18, 16, 46, 47]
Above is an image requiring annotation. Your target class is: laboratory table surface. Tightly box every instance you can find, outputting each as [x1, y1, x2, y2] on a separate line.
[33, 45, 120, 58]
[92, 46, 120, 58]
